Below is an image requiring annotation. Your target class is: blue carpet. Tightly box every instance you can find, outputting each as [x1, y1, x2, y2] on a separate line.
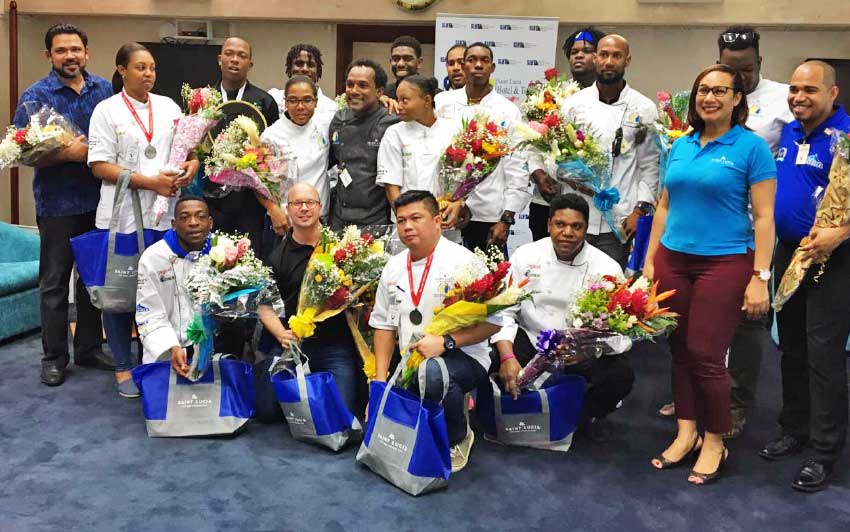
[1, 333, 849, 532]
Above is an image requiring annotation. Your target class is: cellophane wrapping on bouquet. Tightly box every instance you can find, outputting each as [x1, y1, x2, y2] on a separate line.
[152, 85, 223, 225]
[774, 131, 850, 311]
[0, 101, 83, 169]
[653, 90, 691, 187]
[286, 225, 393, 379]
[205, 115, 293, 204]
[183, 231, 284, 381]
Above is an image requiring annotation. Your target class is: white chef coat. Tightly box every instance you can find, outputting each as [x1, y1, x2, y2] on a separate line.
[268, 86, 337, 123]
[370, 236, 503, 370]
[261, 112, 332, 216]
[377, 117, 458, 196]
[562, 83, 660, 235]
[491, 238, 622, 347]
[434, 88, 532, 223]
[746, 76, 794, 154]
[88, 91, 183, 232]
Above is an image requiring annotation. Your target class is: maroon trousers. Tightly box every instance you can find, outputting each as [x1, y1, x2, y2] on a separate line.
[654, 245, 753, 434]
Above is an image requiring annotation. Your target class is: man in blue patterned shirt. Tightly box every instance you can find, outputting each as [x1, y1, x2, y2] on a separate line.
[14, 23, 114, 386]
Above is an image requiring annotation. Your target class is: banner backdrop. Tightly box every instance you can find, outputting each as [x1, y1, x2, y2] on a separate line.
[434, 13, 560, 254]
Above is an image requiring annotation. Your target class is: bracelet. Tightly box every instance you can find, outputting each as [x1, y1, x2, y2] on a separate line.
[499, 352, 517, 363]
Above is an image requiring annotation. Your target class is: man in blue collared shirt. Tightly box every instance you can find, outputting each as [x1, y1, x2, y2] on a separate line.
[760, 61, 850, 493]
[13, 24, 113, 386]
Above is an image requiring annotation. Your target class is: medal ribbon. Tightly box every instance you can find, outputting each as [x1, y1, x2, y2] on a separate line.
[120, 89, 154, 144]
[407, 250, 435, 311]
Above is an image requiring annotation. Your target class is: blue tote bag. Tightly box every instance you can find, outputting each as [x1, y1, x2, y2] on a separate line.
[131, 354, 256, 437]
[356, 356, 451, 496]
[70, 170, 165, 313]
[270, 351, 362, 452]
[478, 375, 586, 452]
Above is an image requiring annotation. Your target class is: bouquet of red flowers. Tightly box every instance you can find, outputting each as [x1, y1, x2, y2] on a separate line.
[438, 113, 511, 203]
[0, 102, 82, 170]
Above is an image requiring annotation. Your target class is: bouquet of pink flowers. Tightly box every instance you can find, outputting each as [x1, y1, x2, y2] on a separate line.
[438, 113, 511, 203]
[151, 85, 223, 225]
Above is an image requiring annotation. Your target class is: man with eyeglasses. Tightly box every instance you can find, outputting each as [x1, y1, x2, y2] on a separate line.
[562, 34, 659, 268]
[269, 43, 337, 122]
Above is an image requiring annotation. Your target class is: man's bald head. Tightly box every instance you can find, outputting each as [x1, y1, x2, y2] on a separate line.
[788, 60, 840, 132]
[222, 36, 252, 58]
[598, 34, 630, 55]
[287, 182, 320, 203]
[795, 60, 836, 88]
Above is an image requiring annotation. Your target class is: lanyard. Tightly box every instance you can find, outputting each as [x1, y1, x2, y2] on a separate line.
[407, 250, 435, 310]
[120, 89, 153, 143]
[221, 82, 247, 103]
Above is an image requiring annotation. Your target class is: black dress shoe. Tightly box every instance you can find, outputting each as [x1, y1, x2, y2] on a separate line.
[74, 351, 116, 371]
[40, 363, 66, 386]
[759, 435, 806, 461]
[792, 459, 833, 493]
[579, 416, 612, 443]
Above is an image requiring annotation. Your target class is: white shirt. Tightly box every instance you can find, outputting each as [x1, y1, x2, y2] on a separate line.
[268, 86, 337, 123]
[261, 113, 332, 216]
[377, 118, 458, 196]
[563, 83, 660, 235]
[370, 236, 503, 370]
[746, 77, 794, 154]
[88, 92, 183, 232]
[491, 238, 622, 347]
[434, 88, 532, 223]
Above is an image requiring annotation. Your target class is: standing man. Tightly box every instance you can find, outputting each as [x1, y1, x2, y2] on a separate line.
[718, 25, 794, 438]
[443, 43, 466, 91]
[15, 24, 114, 386]
[562, 35, 659, 268]
[434, 42, 531, 252]
[205, 36, 281, 252]
[370, 190, 504, 472]
[761, 61, 850, 493]
[526, 27, 606, 242]
[269, 43, 337, 121]
[383, 36, 424, 100]
[328, 58, 400, 230]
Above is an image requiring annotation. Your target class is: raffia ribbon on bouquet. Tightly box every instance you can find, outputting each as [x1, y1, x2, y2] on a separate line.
[774, 149, 850, 311]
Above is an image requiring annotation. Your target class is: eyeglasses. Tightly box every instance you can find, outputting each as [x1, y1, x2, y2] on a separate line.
[288, 199, 320, 209]
[721, 31, 756, 44]
[285, 97, 317, 107]
[696, 85, 734, 97]
[611, 127, 623, 158]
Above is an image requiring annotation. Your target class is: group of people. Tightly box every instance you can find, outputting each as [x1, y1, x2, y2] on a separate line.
[19, 21, 849, 492]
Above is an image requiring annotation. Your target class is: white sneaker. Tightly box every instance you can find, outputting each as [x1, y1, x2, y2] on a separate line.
[450, 428, 475, 473]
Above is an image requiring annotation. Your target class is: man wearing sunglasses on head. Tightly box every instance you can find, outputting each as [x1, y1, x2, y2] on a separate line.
[562, 35, 659, 268]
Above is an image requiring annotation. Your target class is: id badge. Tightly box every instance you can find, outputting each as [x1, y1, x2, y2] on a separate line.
[339, 168, 353, 188]
[796, 143, 810, 165]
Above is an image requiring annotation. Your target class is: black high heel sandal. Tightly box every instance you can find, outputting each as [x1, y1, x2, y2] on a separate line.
[688, 447, 729, 485]
[651, 436, 703, 470]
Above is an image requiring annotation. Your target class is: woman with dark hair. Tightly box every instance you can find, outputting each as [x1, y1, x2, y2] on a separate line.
[376, 75, 464, 238]
[87, 42, 197, 398]
[642, 64, 776, 484]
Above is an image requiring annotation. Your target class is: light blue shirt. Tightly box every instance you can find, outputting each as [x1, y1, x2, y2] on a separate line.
[661, 125, 776, 256]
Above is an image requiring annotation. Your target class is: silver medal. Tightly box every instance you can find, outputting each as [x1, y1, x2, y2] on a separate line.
[144, 144, 157, 159]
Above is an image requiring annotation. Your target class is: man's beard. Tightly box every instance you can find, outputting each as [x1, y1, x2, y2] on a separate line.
[596, 70, 625, 85]
[53, 63, 83, 80]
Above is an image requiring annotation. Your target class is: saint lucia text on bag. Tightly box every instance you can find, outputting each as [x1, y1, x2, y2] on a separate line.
[176, 393, 214, 409]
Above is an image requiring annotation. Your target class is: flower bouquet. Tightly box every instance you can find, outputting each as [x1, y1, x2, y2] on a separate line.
[205, 115, 292, 204]
[400, 247, 531, 388]
[183, 231, 284, 381]
[516, 275, 678, 388]
[654, 90, 691, 185]
[520, 68, 581, 123]
[151, 85, 223, 225]
[0, 102, 83, 170]
[774, 131, 850, 311]
[286, 225, 391, 380]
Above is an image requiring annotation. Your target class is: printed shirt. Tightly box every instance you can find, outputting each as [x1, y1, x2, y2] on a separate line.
[562, 83, 660, 235]
[370, 236, 503, 370]
[491, 238, 622, 348]
[774, 105, 850, 243]
[662, 125, 776, 256]
[746, 77, 794, 154]
[13, 70, 112, 217]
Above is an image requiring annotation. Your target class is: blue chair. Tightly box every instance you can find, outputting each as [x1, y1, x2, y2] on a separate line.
[0, 222, 40, 341]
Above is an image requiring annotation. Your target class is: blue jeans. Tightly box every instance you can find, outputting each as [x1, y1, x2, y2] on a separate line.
[255, 340, 365, 422]
[407, 349, 487, 446]
[102, 311, 136, 372]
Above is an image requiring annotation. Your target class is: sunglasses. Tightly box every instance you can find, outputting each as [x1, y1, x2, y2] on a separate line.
[721, 31, 756, 44]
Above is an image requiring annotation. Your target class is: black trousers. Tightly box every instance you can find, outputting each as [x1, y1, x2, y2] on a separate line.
[586, 232, 629, 270]
[206, 190, 267, 253]
[36, 213, 103, 367]
[728, 315, 772, 413]
[511, 330, 635, 419]
[528, 203, 550, 242]
[462, 221, 509, 256]
[776, 240, 850, 463]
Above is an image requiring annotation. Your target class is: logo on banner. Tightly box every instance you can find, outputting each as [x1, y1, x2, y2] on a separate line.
[441, 22, 454, 28]
[529, 25, 542, 31]
[454, 39, 467, 46]
[500, 24, 513, 30]
[497, 58, 511, 65]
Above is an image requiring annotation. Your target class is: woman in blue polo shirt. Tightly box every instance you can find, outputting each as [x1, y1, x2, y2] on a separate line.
[643, 64, 776, 485]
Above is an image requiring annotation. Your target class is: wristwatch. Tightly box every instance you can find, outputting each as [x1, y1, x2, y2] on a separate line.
[499, 212, 516, 226]
[443, 334, 457, 351]
[635, 201, 654, 215]
[753, 269, 771, 281]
